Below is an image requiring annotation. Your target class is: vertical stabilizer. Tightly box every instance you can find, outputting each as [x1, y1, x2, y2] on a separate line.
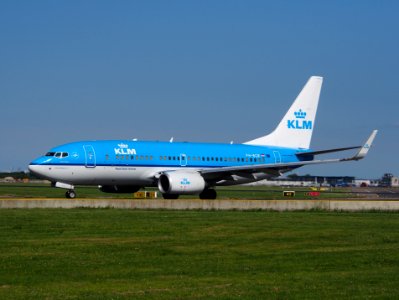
[244, 76, 323, 149]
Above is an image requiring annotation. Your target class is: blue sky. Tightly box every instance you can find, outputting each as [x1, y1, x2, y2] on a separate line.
[1, 1, 398, 178]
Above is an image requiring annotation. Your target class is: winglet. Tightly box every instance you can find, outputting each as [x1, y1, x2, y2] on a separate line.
[350, 130, 378, 161]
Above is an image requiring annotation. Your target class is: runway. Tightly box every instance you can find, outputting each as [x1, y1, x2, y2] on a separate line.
[1, 198, 399, 211]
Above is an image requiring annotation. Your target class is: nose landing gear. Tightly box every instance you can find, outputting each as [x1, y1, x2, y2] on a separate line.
[52, 182, 76, 199]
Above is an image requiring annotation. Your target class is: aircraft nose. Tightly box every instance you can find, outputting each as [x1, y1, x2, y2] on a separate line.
[28, 163, 41, 176]
[29, 158, 50, 178]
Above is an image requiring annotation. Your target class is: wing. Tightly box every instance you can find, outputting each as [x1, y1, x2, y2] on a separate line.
[200, 130, 378, 182]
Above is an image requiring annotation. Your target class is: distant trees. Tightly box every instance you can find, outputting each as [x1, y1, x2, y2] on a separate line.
[0, 171, 40, 180]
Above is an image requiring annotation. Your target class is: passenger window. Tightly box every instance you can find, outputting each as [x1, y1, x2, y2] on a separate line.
[105, 154, 109, 160]
[116, 155, 119, 160]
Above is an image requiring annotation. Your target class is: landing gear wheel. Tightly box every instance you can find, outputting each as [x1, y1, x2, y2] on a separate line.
[199, 189, 217, 200]
[162, 193, 179, 199]
[65, 190, 76, 199]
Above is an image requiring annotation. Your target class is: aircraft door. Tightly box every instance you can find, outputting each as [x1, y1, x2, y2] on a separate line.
[273, 151, 282, 164]
[83, 145, 96, 168]
[180, 154, 187, 167]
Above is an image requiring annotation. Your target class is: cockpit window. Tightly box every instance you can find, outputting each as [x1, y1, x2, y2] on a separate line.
[44, 151, 68, 158]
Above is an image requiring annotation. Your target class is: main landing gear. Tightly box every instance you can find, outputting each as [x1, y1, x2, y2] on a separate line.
[162, 193, 179, 199]
[65, 190, 76, 199]
[162, 189, 217, 200]
[199, 188, 217, 200]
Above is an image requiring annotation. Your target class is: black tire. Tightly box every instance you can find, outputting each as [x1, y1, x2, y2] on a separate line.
[199, 189, 217, 200]
[66, 190, 76, 199]
[162, 193, 179, 199]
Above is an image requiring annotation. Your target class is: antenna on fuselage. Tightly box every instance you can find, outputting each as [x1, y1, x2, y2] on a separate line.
[132, 138, 138, 141]
[170, 137, 174, 143]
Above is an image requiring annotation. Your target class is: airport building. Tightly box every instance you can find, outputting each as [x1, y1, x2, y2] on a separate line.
[248, 174, 399, 188]
[246, 176, 355, 187]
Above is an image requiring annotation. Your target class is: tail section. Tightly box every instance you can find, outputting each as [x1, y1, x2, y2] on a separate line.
[245, 76, 323, 149]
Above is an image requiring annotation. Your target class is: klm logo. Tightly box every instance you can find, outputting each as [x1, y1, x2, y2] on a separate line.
[114, 143, 137, 155]
[287, 109, 312, 130]
[181, 178, 191, 185]
[114, 148, 137, 155]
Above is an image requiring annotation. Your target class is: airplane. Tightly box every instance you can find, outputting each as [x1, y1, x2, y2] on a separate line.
[29, 76, 378, 199]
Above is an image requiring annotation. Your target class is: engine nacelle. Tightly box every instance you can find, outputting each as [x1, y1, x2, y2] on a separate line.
[158, 171, 206, 195]
[99, 185, 141, 193]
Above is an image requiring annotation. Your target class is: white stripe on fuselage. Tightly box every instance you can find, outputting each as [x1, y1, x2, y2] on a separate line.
[29, 164, 271, 186]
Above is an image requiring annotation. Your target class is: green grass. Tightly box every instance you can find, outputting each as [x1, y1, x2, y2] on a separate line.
[0, 209, 398, 299]
[0, 183, 354, 199]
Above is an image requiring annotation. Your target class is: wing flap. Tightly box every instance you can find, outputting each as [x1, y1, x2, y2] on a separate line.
[200, 130, 378, 182]
[296, 146, 361, 156]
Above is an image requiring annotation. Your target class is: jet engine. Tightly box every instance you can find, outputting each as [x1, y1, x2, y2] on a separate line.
[99, 185, 141, 193]
[158, 171, 206, 194]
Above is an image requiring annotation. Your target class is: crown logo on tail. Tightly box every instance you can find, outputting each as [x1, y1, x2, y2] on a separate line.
[294, 109, 306, 119]
[287, 109, 312, 130]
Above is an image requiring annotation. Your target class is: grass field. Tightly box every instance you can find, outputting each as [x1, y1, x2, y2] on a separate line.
[0, 183, 354, 200]
[0, 209, 398, 299]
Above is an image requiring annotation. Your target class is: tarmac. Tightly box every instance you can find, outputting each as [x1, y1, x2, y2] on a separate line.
[1, 198, 399, 211]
